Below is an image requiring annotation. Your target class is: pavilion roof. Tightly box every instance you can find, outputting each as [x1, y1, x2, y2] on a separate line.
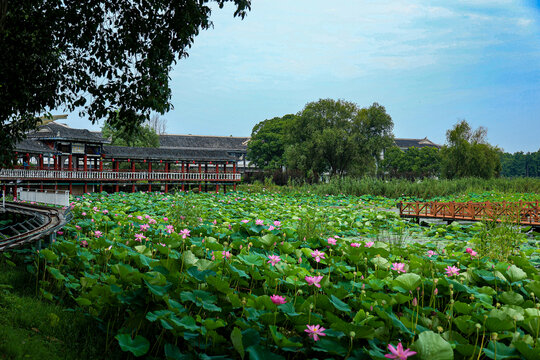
[28, 122, 107, 143]
[14, 138, 56, 154]
[394, 137, 441, 149]
[158, 134, 249, 151]
[102, 145, 238, 162]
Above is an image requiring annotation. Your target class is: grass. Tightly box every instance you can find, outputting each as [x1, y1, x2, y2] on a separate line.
[0, 252, 124, 360]
[240, 176, 540, 199]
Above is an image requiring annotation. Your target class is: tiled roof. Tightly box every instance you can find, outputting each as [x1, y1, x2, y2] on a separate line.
[103, 146, 238, 162]
[28, 122, 106, 143]
[394, 137, 441, 149]
[159, 134, 249, 151]
[14, 139, 56, 153]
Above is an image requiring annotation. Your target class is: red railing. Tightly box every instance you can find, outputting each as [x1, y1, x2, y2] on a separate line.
[0, 169, 241, 182]
[399, 201, 540, 226]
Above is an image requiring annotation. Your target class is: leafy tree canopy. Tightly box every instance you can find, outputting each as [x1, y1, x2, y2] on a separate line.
[0, 0, 250, 165]
[382, 146, 441, 179]
[247, 114, 295, 170]
[285, 99, 394, 178]
[441, 120, 501, 179]
[101, 122, 159, 148]
[500, 150, 540, 178]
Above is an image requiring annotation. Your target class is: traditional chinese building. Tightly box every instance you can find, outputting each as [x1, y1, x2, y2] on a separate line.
[1, 121, 245, 195]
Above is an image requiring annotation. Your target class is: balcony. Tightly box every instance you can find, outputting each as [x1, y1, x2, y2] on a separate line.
[0, 169, 241, 182]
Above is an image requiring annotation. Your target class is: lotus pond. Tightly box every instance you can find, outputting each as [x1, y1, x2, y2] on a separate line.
[30, 191, 540, 359]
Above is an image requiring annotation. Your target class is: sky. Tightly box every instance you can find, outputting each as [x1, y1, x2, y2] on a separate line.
[66, 0, 540, 153]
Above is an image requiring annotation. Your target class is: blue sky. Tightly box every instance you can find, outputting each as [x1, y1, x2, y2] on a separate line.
[68, 0, 540, 153]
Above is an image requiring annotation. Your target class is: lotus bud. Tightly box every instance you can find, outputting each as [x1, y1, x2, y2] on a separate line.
[349, 331, 355, 339]
[224, 241, 228, 247]
[475, 323, 481, 330]
[437, 326, 444, 333]
[491, 333, 498, 340]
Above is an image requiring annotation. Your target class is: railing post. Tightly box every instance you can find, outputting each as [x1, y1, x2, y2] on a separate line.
[215, 162, 219, 193]
[148, 160, 152, 192]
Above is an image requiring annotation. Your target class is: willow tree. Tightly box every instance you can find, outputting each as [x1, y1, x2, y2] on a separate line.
[285, 99, 394, 179]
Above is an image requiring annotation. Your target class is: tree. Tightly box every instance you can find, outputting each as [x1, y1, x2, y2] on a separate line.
[101, 122, 159, 148]
[440, 120, 501, 179]
[147, 114, 168, 135]
[500, 150, 540, 177]
[381, 146, 441, 179]
[247, 114, 295, 170]
[0, 0, 250, 165]
[285, 99, 394, 178]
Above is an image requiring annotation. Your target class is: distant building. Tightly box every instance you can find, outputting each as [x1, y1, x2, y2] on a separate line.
[393, 137, 441, 151]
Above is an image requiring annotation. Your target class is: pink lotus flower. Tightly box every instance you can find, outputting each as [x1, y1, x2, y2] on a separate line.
[267, 255, 281, 266]
[180, 229, 190, 239]
[470, 250, 478, 257]
[255, 219, 264, 225]
[163, 217, 168, 221]
[213, 220, 217, 225]
[305, 275, 323, 288]
[412, 297, 418, 306]
[305, 324, 326, 341]
[241, 219, 249, 223]
[81, 212, 86, 216]
[94, 230, 103, 238]
[385, 342, 417, 359]
[270, 295, 287, 305]
[136, 216, 143, 220]
[351, 243, 361, 247]
[391, 262, 406, 273]
[148, 218, 157, 225]
[311, 250, 326, 263]
[365, 241, 374, 248]
[165, 225, 174, 234]
[222, 251, 232, 260]
[327, 237, 337, 245]
[81, 240, 88, 247]
[427, 250, 436, 257]
[57, 231, 63, 235]
[465, 247, 473, 254]
[140, 224, 150, 232]
[102, 210, 109, 214]
[434, 288, 438, 295]
[273, 221, 281, 227]
[134, 233, 146, 242]
[445, 265, 460, 277]
[268, 225, 275, 231]
[75, 225, 81, 230]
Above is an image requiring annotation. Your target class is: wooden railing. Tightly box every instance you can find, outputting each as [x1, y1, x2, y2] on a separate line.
[399, 201, 540, 226]
[0, 169, 241, 182]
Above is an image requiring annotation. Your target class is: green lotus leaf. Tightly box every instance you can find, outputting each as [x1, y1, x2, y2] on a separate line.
[115, 334, 150, 357]
[506, 265, 527, 283]
[413, 331, 454, 360]
[329, 294, 351, 313]
[499, 291, 524, 305]
[393, 273, 421, 292]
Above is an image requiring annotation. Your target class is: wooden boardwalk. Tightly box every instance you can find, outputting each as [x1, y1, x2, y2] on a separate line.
[399, 201, 540, 227]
